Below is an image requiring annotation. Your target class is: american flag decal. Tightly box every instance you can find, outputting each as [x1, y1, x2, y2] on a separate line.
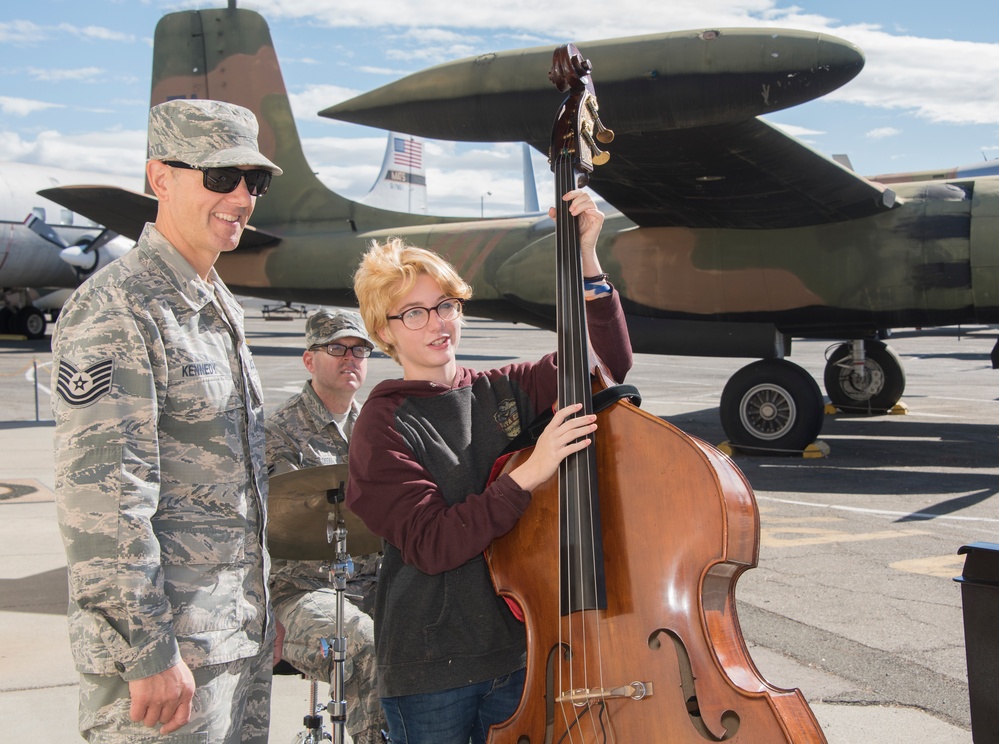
[55, 358, 114, 407]
[393, 137, 422, 169]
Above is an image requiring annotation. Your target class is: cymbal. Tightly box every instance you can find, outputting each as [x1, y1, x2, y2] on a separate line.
[269, 464, 349, 499]
[267, 465, 382, 559]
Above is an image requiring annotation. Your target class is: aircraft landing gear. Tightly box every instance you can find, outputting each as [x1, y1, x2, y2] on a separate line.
[2, 289, 49, 340]
[823, 339, 905, 413]
[13, 306, 47, 340]
[720, 359, 824, 455]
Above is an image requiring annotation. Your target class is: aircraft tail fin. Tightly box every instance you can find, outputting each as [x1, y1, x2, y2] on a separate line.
[149, 7, 353, 226]
[832, 153, 855, 171]
[522, 144, 540, 214]
[360, 133, 428, 214]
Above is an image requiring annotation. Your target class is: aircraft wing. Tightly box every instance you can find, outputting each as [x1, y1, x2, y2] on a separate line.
[38, 185, 281, 249]
[566, 118, 897, 229]
[325, 26, 894, 229]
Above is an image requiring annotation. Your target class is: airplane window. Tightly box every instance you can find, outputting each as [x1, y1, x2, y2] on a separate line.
[31, 207, 46, 222]
[61, 208, 74, 225]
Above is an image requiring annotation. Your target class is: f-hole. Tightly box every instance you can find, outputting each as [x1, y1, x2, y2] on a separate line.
[648, 629, 740, 741]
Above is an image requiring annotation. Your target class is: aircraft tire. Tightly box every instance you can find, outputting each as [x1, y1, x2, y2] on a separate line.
[823, 340, 905, 413]
[720, 359, 824, 455]
[13, 306, 47, 340]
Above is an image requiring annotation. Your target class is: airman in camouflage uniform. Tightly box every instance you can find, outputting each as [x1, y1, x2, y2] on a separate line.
[52, 99, 282, 743]
[266, 308, 386, 744]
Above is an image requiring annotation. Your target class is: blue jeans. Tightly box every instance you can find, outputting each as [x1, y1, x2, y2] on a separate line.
[381, 668, 526, 744]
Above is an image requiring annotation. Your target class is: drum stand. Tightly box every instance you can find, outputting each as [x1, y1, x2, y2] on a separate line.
[288, 507, 352, 744]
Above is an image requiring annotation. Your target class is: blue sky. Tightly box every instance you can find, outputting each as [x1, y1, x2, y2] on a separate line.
[2, 0, 999, 216]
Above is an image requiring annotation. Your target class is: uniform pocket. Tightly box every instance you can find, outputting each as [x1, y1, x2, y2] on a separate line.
[160, 373, 248, 485]
[165, 561, 245, 636]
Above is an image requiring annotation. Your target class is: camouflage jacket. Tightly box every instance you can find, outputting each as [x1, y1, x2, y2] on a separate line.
[51, 224, 271, 680]
[265, 382, 379, 593]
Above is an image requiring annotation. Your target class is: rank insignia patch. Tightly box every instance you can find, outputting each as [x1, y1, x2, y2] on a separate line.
[55, 358, 114, 407]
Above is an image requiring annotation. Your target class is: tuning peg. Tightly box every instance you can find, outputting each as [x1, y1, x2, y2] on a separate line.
[582, 123, 610, 166]
[585, 98, 615, 144]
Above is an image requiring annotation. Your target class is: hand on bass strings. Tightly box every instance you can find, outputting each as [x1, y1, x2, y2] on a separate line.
[509, 403, 597, 492]
[549, 189, 605, 275]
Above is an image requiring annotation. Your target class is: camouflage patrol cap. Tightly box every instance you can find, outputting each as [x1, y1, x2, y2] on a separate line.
[306, 308, 374, 349]
[147, 99, 283, 175]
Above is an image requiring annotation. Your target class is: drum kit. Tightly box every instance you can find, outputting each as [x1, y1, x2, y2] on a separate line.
[268, 464, 383, 744]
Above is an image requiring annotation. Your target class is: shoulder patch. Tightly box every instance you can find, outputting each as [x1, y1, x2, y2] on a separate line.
[55, 358, 114, 407]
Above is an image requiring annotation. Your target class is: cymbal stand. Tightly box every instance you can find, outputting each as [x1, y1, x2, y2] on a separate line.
[289, 679, 329, 744]
[319, 508, 352, 744]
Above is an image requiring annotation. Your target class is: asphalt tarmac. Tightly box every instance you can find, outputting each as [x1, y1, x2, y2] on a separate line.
[1, 299, 994, 743]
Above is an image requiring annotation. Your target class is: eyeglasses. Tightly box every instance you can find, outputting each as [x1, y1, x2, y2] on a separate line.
[162, 160, 273, 197]
[387, 298, 464, 331]
[309, 343, 373, 358]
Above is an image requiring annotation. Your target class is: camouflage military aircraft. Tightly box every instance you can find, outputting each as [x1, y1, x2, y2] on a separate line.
[42, 6, 999, 454]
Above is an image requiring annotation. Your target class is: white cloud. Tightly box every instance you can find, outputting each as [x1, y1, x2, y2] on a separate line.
[356, 65, 410, 76]
[302, 134, 386, 194]
[0, 96, 64, 116]
[0, 19, 48, 44]
[57, 23, 136, 44]
[818, 29, 999, 126]
[26, 66, 105, 83]
[399, 28, 478, 44]
[0, 129, 146, 178]
[385, 43, 478, 63]
[1, 19, 137, 45]
[288, 84, 361, 121]
[866, 127, 900, 140]
[0, 131, 36, 160]
[250, 0, 783, 34]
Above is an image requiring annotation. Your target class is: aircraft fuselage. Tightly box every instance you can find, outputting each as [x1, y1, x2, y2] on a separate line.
[218, 176, 999, 359]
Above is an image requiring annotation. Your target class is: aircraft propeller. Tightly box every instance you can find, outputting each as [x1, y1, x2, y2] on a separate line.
[23, 213, 121, 277]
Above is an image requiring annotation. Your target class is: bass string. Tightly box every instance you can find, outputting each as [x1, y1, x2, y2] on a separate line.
[553, 149, 609, 741]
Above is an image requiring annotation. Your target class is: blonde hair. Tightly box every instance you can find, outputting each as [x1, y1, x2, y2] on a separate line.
[354, 237, 472, 363]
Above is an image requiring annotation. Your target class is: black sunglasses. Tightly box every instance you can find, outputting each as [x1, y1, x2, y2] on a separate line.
[163, 160, 272, 197]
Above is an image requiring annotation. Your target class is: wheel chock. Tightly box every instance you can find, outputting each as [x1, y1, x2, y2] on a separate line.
[715, 440, 830, 458]
[803, 441, 830, 459]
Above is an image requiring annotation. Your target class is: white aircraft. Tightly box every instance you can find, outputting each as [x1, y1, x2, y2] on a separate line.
[0, 162, 140, 338]
[358, 132, 427, 214]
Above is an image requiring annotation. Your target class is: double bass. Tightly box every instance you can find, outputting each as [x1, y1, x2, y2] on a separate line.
[486, 44, 828, 743]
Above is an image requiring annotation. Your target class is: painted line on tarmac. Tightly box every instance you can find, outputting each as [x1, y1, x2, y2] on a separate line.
[761, 526, 928, 548]
[23, 360, 51, 397]
[890, 554, 966, 578]
[757, 495, 999, 524]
